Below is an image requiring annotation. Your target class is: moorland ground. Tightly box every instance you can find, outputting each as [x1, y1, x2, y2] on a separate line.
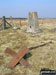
[0, 19, 56, 75]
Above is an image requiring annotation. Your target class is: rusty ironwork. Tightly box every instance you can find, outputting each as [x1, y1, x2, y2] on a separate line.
[29, 41, 52, 50]
[5, 46, 30, 68]
[5, 41, 52, 68]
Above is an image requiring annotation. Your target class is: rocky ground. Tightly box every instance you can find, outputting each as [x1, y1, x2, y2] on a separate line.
[0, 19, 56, 75]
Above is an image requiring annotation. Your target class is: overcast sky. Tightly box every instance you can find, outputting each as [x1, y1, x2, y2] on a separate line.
[0, 0, 56, 18]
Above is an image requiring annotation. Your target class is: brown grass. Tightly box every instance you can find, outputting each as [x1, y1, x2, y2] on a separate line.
[0, 19, 56, 75]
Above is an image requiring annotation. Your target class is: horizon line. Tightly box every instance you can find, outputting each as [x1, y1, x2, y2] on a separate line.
[0, 17, 56, 19]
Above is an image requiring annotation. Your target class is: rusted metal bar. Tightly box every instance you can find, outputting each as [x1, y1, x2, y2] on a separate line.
[5, 41, 52, 68]
[29, 41, 52, 50]
[5, 48, 30, 67]
[5, 48, 16, 56]
[20, 58, 30, 67]
[6, 46, 29, 68]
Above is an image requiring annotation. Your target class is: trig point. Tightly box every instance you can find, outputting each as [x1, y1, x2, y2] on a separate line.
[26, 12, 39, 33]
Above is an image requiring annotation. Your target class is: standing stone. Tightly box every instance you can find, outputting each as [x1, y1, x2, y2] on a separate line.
[10, 16, 19, 30]
[9, 16, 14, 28]
[2, 16, 6, 30]
[26, 12, 39, 33]
[10, 16, 13, 25]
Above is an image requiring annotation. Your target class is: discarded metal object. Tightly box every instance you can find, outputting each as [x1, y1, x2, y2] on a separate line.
[5, 46, 30, 68]
[5, 41, 52, 68]
[29, 41, 52, 50]
[40, 68, 56, 75]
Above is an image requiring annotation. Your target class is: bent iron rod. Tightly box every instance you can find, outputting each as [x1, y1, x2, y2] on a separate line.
[29, 41, 52, 50]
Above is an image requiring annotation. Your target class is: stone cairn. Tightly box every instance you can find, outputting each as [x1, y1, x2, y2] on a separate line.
[26, 12, 39, 33]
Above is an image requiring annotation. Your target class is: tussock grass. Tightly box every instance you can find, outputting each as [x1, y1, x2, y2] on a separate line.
[0, 19, 56, 75]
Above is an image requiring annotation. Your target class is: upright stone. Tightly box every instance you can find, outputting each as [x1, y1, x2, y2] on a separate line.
[9, 16, 19, 30]
[9, 16, 14, 28]
[2, 16, 6, 30]
[26, 12, 39, 33]
[10, 16, 13, 25]
[27, 12, 33, 32]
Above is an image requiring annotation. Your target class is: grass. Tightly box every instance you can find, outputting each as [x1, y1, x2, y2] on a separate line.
[0, 19, 56, 75]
